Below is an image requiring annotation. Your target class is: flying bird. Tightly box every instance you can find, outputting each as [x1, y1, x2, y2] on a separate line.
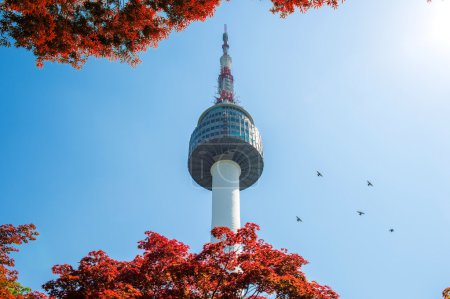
[367, 181, 373, 187]
[296, 216, 302, 222]
[317, 171, 323, 177]
[389, 228, 394, 233]
[357, 211, 365, 216]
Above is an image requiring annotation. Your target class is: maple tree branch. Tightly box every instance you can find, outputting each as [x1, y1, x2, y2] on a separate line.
[210, 248, 233, 299]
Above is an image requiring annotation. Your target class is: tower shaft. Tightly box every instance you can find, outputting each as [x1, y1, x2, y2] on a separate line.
[211, 160, 241, 242]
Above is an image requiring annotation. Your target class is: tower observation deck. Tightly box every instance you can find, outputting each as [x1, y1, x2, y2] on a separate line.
[188, 26, 263, 239]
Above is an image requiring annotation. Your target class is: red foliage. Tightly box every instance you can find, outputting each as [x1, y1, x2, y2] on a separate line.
[43, 223, 339, 299]
[0, 0, 343, 68]
[0, 224, 46, 299]
[0, 223, 338, 298]
[270, 0, 341, 17]
[443, 287, 450, 299]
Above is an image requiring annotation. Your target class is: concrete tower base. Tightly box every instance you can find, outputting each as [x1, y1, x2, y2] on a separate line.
[211, 160, 241, 242]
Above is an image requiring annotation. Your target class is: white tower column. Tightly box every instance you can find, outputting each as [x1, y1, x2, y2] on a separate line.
[210, 160, 241, 242]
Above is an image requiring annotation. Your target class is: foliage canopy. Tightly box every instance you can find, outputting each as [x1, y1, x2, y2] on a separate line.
[1, 223, 339, 299]
[0, 0, 342, 68]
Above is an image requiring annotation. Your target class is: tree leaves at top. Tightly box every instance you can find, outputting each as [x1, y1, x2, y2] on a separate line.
[0, 0, 343, 68]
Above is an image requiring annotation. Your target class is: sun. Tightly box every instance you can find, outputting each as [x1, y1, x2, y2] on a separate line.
[429, 1, 450, 48]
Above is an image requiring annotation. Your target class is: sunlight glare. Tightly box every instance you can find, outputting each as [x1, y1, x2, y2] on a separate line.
[429, 1, 450, 48]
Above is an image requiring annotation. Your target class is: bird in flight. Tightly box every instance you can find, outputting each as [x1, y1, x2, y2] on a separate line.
[296, 216, 302, 222]
[317, 171, 323, 177]
[389, 228, 394, 233]
[357, 211, 365, 216]
[367, 180, 373, 187]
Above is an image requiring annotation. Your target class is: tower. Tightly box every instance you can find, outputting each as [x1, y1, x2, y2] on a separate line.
[188, 26, 264, 241]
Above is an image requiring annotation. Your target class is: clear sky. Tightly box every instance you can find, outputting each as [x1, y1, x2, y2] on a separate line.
[1, 0, 449, 298]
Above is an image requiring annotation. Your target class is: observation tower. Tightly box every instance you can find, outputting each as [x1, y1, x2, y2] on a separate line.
[188, 26, 264, 241]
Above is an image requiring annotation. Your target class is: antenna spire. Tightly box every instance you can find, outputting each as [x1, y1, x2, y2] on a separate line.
[222, 24, 229, 55]
[217, 25, 234, 104]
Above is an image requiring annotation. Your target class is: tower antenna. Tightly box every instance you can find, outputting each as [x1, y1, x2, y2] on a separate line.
[217, 24, 233, 103]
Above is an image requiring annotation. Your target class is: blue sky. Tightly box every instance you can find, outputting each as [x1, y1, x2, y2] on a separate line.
[1, 0, 449, 298]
